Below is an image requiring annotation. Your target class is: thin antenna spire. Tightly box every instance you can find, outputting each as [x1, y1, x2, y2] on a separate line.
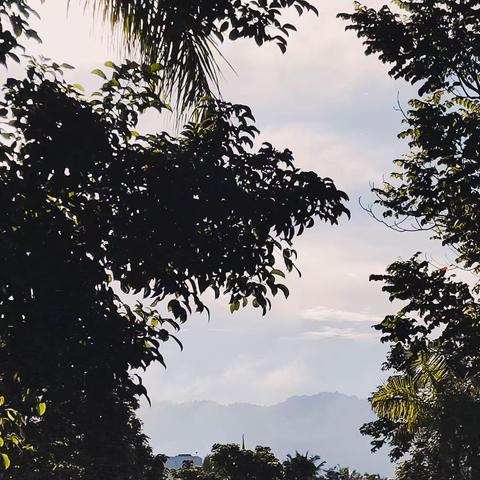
[242, 434, 245, 450]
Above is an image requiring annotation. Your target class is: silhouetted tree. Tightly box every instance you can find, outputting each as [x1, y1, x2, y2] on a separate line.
[362, 259, 480, 480]
[0, 2, 348, 477]
[340, 1, 480, 478]
[323, 466, 384, 480]
[174, 460, 219, 480]
[283, 451, 324, 480]
[209, 443, 284, 480]
[166, 444, 386, 480]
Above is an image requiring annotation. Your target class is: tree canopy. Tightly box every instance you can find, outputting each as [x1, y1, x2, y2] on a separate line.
[341, 1, 480, 478]
[0, 1, 349, 477]
[170, 444, 384, 480]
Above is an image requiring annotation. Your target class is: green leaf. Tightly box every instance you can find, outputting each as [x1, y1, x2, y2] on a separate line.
[271, 269, 285, 278]
[36, 402, 46, 416]
[91, 69, 107, 79]
[72, 84, 85, 92]
[1, 453, 10, 470]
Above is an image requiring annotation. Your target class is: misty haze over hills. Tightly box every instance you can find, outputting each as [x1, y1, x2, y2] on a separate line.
[140, 392, 393, 477]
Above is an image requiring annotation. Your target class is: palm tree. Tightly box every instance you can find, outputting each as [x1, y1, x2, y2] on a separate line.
[83, 0, 222, 111]
[82, 0, 318, 111]
[371, 353, 450, 432]
[283, 451, 324, 480]
[371, 352, 480, 479]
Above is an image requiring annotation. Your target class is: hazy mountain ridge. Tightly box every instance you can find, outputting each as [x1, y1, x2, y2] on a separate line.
[139, 393, 393, 476]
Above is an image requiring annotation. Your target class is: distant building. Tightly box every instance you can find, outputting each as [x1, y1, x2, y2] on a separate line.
[165, 453, 202, 470]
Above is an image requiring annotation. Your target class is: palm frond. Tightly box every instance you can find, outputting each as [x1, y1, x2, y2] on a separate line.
[413, 352, 449, 388]
[83, 0, 225, 112]
[82, 0, 317, 113]
[372, 375, 425, 430]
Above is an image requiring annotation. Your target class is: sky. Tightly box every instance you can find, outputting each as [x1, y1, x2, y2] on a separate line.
[19, 0, 452, 406]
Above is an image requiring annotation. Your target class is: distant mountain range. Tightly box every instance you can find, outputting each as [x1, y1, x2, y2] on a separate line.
[139, 392, 393, 477]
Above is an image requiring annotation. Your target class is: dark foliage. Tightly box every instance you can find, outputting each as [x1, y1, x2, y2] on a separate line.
[0, 1, 349, 476]
[86, 0, 319, 109]
[340, 1, 480, 270]
[170, 444, 386, 480]
[339, 1, 480, 96]
[341, 2, 480, 478]
[0, 54, 347, 479]
[363, 259, 480, 479]
[0, 0, 40, 65]
[209, 443, 284, 480]
[283, 452, 324, 480]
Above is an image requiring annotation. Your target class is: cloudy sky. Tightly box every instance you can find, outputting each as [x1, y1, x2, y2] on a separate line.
[23, 0, 450, 406]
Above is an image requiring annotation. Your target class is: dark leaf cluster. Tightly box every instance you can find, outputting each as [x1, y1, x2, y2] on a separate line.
[0, 0, 40, 65]
[342, 2, 480, 478]
[172, 444, 385, 480]
[0, 57, 347, 478]
[339, 1, 480, 96]
[363, 258, 480, 479]
[341, 1, 480, 271]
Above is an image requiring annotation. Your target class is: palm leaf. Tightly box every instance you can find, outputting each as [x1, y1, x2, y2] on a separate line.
[372, 354, 451, 432]
[413, 352, 449, 387]
[82, 0, 317, 113]
[83, 0, 225, 112]
[371, 375, 425, 430]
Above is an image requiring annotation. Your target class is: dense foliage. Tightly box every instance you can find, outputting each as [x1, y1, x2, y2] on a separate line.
[0, 1, 349, 477]
[172, 444, 385, 480]
[341, 1, 480, 479]
[0, 0, 40, 64]
[363, 258, 480, 479]
[340, 0, 480, 268]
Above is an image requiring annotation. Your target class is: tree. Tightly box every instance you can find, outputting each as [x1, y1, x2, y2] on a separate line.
[339, 0, 480, 269]
[370, 353, 450, 433]
[168, 445, 385, 480]
[174, 460, 219, 480]
[0, 0, 40, 64]
[340, 1, 480, 478]
[360, 259, 480, 480]
[0, 3, 349, 477]
[209, 443, 284, 480]
[283, 451, 324, 480]
[323, 468, 383, 480]
[85, 0, 319, 110]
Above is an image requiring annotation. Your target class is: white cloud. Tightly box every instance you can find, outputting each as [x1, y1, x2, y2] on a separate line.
[258, 125, 385, 192]
[264, 364, 306, 390]
[143, 354, 310, 405]
[303, 327, 378, 341]
[220, 1, 397, 105]
[303, 305, 383, 324]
